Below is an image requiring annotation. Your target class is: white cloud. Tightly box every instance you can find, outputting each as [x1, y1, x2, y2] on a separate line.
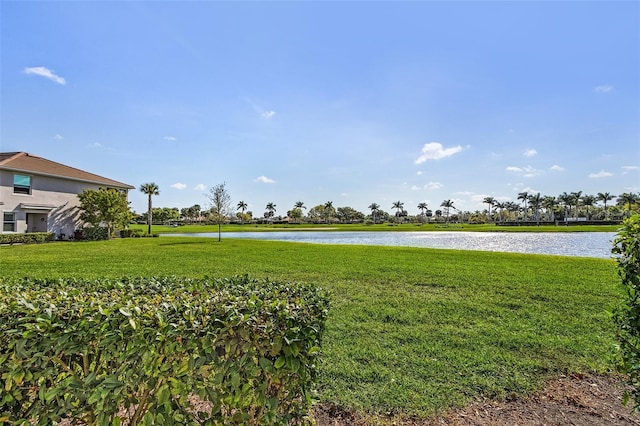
[550, 165, 565, 172]
[412, 182, 443, 191]
[164, 136, 177, 141]
[255, 176, 276, 184]
[171, 182, 187, 190]
[594, 84, 614, 94]
[505, 165, 542, 177]
[89, 142, 103, 149]
[524, 149, 537, 157]
[245, 98, 276, 120]
[588, 170, 613, 178]
[53, 134, 63, 140]
[622, 166, 639, 174]
[24, 66, 66, 85]
[415, 142, 464, 164]
[193, 184, 206, 191]
[416, 171, 423, 175]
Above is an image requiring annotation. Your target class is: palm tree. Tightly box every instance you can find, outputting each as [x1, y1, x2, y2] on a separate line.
[417, 202, 428, 223]
[392, 201, 404, 224]
[440, 199, 454, 224]
[323, 201, 334, 224]
[368, 203, 380, 224]
[618, 192, 640, 217]
[517, 192, 529, 221]
[542, 196, 558, 222]
[493, 201, 505, 223]
[291, 201, 306, 224]
[558, 192, 572, 221]
[581, 195, 596, 220]
[265, 202, 276, 223]
[528, 193, 543, 225]
[483, 197, 495, 221]
[570, 191, 583, 218]
[237, 201, 248, 224]
[597, 192, 614, 220]
[139, 182, 159, 235]
[504, 201, 520, 222]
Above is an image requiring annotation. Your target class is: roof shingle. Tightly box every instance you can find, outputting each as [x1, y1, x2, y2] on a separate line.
[0, 152, 134, 189]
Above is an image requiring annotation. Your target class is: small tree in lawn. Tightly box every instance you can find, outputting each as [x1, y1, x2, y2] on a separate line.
[208, 182, 231, 242]
[77, 188, 132, 239]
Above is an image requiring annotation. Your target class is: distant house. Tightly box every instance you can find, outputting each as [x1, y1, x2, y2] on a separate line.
[0, 152, 134, 238]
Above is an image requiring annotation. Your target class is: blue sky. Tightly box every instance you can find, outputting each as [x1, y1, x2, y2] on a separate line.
[2, 1, 638, 217]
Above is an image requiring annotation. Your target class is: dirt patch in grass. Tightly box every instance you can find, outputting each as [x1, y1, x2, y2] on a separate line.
[314, 374, 640, 425]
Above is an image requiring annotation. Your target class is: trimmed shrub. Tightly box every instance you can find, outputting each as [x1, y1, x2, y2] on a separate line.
[0, 233, 55, 245]
[119, 229, 144, 238]
[0, 276, 329, 425]
[613, 214, 640, 408]
[83, 226, 110, 241]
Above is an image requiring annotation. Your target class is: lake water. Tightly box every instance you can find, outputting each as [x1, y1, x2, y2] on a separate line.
[163, 231, 617, 259]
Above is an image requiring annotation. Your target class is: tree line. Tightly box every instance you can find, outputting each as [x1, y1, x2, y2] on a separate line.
[75, 185, 639, 238]
[137, 183, 639, 229]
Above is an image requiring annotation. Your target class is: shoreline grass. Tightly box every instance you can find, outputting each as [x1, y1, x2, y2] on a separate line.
[1, 238, 621, 420]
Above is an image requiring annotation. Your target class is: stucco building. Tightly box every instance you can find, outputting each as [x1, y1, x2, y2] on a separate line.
[0, 152, 134, 238]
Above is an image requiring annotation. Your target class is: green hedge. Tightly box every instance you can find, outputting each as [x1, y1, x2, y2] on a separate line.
[0, 276, 330, 425]
[613, 214, 640, 408]
[0, 233, 55, 245]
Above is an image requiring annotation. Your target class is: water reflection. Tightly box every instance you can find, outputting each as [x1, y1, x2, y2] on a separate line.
[162, 231, 617, 259]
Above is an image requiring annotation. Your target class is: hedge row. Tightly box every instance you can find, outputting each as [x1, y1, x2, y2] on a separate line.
[613, 214, 640, 408]
[0, 233, 55, 245]
[0, 276, 330, 425]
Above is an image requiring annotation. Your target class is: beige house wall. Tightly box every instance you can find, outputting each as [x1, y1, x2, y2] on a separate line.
[0, 169, 123, 238]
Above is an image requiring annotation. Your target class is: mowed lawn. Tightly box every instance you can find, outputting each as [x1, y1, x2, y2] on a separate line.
[0, 237, 621, 420]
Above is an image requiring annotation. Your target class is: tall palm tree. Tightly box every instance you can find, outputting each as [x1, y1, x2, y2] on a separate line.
[392, 201, 404, 224]
[493, 201, 505, 223]
[417, 202, 428, 223]
[265, 202, 276, 223]
[368, 203, 380, 224]
[558, 192, 572, 221]
[618, 192, 640, 217]
[139, 182, 159, 235]
[440, 199, 454, 224]
[517, 192, 529, 221]
[483, 197, 495, 221]
[542, 196, 558, 222]
[581, 194, 596, 220]
[294, 201, 306, 210]
[597, 192, 614, 220]
[323, 201, 334, 224]
[528, 193, 543, 225]
[570, 191, 583, 218]
[504, 201, 520, 222]
[237, 201, 248, 224]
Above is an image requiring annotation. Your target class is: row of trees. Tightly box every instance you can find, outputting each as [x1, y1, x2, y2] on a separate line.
[137, 183, 640, 232]
[75, 185, 639, 240]
[483, 191, 640, 224]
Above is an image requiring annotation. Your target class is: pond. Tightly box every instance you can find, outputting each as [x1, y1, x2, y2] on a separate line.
[162, 231, 618, 259]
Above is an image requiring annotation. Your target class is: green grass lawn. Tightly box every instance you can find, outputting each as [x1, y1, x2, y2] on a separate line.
[0, 237, 621, 421]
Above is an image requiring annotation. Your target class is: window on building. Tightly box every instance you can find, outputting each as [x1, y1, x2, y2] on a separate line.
[3, 212, 16, 232]
[13, 174, 32, 195]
